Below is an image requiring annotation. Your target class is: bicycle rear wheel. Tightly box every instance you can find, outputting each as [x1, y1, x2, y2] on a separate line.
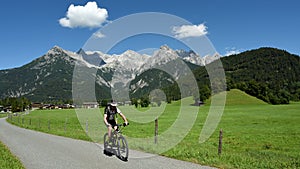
[117, 136, 129, 161]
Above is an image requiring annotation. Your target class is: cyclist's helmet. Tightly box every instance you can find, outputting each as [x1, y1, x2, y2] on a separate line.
[110, 102, 117, 107]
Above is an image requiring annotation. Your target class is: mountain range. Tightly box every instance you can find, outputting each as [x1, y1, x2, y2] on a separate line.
[0, 45, 299, 104]
[0, 45, 218, 102]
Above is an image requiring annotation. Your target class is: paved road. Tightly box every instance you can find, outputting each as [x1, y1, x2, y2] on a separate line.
[0, 118, 215, 169]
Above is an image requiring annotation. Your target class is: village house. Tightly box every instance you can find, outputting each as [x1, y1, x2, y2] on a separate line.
[82, 102, 99, 109]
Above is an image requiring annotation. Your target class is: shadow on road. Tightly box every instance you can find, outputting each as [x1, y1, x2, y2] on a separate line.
[103, 148, 128, 162]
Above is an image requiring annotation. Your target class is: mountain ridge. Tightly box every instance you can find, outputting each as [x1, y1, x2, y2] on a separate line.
[0, 45, 209, 102]
[0, 46, 299, 104]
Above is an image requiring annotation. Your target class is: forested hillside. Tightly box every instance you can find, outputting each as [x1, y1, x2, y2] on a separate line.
[207, 47, 300, 104]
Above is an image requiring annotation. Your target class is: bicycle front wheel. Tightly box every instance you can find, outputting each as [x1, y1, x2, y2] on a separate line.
[117, 136, 129, 161]
[103, 133, 109, 150]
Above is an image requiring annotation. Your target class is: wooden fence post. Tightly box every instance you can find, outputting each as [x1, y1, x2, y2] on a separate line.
[64, 118, 68, 133]
[218, 129, 223, 156]
[48, 120, 50, 130]
[85, 119, 88, 133]
[154, 118, 158, 144]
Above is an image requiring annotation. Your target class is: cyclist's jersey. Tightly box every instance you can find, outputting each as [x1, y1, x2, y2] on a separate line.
[104, 106, 121, 122]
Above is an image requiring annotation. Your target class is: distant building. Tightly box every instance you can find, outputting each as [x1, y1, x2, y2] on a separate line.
[31, 103, 43, 109]
[31, 102, 74, 110]
[194, 99, 204, 106]
[117, 102, 124, 106]
[124, 101, 132, 106]
[82, 102, 99, 109]
[43, 104, 55, 109]
[57, 104, 74, 109]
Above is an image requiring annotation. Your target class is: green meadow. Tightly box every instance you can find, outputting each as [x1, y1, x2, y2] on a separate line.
[0, 113, 8, 118]
[6, 89, 300, 169]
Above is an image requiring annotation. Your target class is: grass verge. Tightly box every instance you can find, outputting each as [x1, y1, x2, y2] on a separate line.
[0, 141, 25, 169]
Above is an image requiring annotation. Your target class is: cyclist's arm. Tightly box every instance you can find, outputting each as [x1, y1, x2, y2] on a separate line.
[119, 112, 128, 125]
[103, 114, 110, 126]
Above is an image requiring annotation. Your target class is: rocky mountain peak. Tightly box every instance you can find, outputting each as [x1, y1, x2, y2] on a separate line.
[203, 52, 221, 65]
[123, 50, 138, 56]
[160, 45, 172, 51]
[48, 46, 64, 54]
[76, 48, 86, 55]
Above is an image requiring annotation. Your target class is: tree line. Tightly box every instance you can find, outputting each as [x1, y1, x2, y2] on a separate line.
[0, 97, 31, 112]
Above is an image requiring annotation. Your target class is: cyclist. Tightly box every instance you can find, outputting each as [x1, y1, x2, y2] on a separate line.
[103, 102, 128, 140]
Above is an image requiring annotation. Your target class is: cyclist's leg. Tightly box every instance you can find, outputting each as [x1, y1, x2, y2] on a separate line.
[107, 120, 115, 138]
[107, 125, 112, 138]
[109, 120, 117, 131]
[113, 125, 118, 131]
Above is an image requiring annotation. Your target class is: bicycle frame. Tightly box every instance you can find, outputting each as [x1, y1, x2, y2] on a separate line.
[104, 123, 129, 161]
[109, 125, 123, 145]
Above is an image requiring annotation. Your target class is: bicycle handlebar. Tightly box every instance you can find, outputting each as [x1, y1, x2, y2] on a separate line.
[113, 123, 129, 133]
[115, 123, 129, 127]
[122, 122, 129, 127]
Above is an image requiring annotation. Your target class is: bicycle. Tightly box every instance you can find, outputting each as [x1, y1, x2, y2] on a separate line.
[103, 123, 129, 161]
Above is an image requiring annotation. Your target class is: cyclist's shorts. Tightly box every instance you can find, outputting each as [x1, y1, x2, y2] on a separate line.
[107, 120, 117, 128]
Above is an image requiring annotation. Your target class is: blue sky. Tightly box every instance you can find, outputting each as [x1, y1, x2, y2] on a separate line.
[0, 0, 299, 70]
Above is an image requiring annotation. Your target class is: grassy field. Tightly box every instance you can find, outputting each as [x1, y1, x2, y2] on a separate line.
[164, 90, 300, 168]
[6, 89, 300, 169]
[7, 109, 91, 141]
[0, 113, 8, 118]
[0, 141, 25, 169]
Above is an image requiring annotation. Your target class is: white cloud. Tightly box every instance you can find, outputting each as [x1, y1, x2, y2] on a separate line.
[224, 48, 241, 56]
[172, 24, 208, 39]
[93, 31, 106, 38]
[59, 2, 108, 28]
